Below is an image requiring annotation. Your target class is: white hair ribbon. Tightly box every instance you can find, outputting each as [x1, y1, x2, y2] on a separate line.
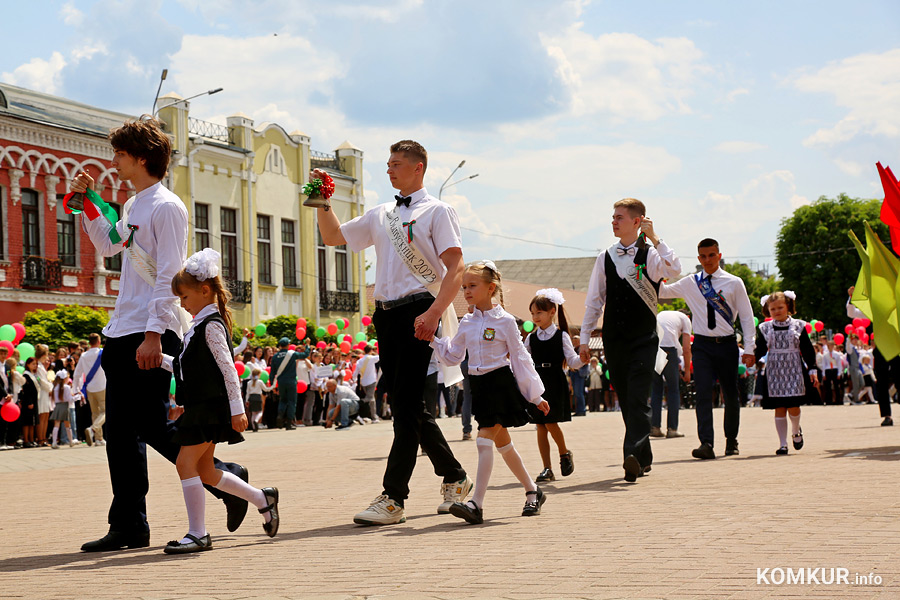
[183, 248, 221, 281]
[760, 294, 770, 307]
[783, 290, 797, 300]
[535, 287, 566, 305]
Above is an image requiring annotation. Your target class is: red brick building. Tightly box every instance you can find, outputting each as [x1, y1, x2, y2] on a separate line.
[0, 83, 136, 324]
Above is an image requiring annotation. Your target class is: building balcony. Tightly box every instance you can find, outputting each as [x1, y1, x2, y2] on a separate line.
[310, 149, 348, 174]
[20, 256, 62, 289]
[188, 117, 236, 146]
[227, 279, 252, 305]
[320, 290, 358, 312]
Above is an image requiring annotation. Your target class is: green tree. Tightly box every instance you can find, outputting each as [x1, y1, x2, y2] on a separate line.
[22, 305, 110, 348]
[775, 194, 888, 331]
[722, 262, 780, 321]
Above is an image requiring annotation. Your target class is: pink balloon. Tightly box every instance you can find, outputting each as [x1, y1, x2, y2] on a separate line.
[361, 315, 372, 326]
[327, 323, 338, 335]
[844, 324, 854, 335]
[764, 317, 772, 322]
[234, 361, 246, 376]
[0, 340, 14, 354]
[852, 318, 863, 328]
[265, 366, 271, 373]
[343, 318, 350, 329]
[1, 402, 20, 423]
[12, 323, 26, 344]
[860, 333, 869, 344]
[297, 380, 308, 394]
[861, 318, 871, 328]
[856, 326, 866, 336]
[340, 341, 351, 353]
[357, 341, 367, 350]
[296, 327, 306, 340]
[288, 344, 297, 351]
[805, 323, 813, 334]
[814, 321, 824, 332]
[297, 318, 307, 329]
[833, 333, 845, 345]
[316, 341, 327, 349]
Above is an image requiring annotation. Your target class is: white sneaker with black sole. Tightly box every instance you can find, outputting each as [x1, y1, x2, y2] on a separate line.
[353, 495, 406, 525]
[84, 428, 94, 447]
[437, 475, 474, 514]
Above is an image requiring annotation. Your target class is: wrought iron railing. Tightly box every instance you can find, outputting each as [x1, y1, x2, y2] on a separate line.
[188, 117, 233, 144]
[20, 256, 62, 289]
[310, 149, 348, 174]
[226, 279, 252, 304]
[320, 290, 358, 312]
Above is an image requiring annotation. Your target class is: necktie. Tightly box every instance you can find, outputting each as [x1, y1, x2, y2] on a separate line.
[616, 245, 635, 257]
[706, 275, 716, 329]
[395, 195, 412, 208]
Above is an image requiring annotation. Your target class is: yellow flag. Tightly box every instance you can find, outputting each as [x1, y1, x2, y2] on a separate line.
[849, 223, 900, 360]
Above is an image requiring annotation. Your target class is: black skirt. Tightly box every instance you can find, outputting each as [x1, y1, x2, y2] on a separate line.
[529, 366, 571, 424]
[248, 393, 263, 412]
[758, 372, 818, 410]
[469, 367, 531, 429]
[172, 396, 244, 446]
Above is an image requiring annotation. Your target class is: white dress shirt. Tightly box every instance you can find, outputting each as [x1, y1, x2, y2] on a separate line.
[354, 354, 380, 387]
[817, 349, 842, 371]
[580, 240, 682, 342]
[72, 347, 106, 393]
[656, 310, 693, 354]
[82, 182, 188, 338]
[525, 323, 583, 369]
[430, 304, 545, 403]
[340, 187, 462, 302]
[659, 267, 756, 354]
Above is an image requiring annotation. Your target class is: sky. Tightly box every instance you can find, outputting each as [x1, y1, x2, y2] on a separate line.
[3, 0, 900, 278]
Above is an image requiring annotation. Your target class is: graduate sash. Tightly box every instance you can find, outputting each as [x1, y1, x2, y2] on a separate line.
[381, 207, 463, 386]
[694, 273, 735, 326]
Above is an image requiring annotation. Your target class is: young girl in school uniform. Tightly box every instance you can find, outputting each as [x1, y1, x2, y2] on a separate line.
[162, 248, 280, 554]
[49, 369, 78, 448]
[430, 261, 550, 524]
[245, 368, 273, 432]
[526, 289, 582, 482]
[755, 291, 818, 455]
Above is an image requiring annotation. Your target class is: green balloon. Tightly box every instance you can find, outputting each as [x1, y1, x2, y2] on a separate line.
[522, 321, 535, 333]
[259, 371, 269, 383]
[336, 319, 345, 330]
[254, 323, 267, 337]
[738, 364, 747, 375]
[604, 370, 610, 380]
[16, 342, 35, 362]
[753, 317, 759, 327]
[0, 324, 15, 342]
[337, 334, 345, 344]
[316, 326, 327, 338]
[169, 377, 176, 395]
[240, 368, 250, 379]
[810, 319, 818, 326]
[16, 365, 24, 374]
[355, 332, 366, 342]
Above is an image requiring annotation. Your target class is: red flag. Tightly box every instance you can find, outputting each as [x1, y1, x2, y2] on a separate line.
[876, 162, 900, 252]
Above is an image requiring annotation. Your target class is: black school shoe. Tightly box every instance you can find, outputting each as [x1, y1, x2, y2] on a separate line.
[260, 487, 280, 537]
[725, 439, 739, 456]
[535, 468, 555, 482]
[223, 465, 250, 532]
[521, 487, 546, 516]
[163, 533, 212, 554]
[692, 443, 716, 460]
[81, 530, 151, 552]
[792, 429, 804, 451]
[776, 446, 789, 455]
[560, 451, 575, 477]
[623, 455, 643, 482]
[449, 501, 484, 525]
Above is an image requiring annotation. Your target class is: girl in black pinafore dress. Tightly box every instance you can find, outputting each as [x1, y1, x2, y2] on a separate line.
[161, 248, 280, 555]
[526, 289, 584, 482]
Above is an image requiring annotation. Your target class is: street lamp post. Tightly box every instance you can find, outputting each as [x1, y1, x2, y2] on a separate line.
[153, 87, 224, 117]
[151, 68, 168, 115]
[439, 160, 466, 200]
[440, 173, 480, 195]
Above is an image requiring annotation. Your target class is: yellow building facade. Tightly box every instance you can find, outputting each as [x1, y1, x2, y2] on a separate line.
[157, 93, 365, 332]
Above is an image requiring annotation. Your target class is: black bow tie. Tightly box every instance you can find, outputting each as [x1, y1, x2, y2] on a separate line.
[616, 246, 636, 257]
[395, 195, 412, 208]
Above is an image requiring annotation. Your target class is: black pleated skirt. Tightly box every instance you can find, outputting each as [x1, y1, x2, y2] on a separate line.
[469, 367, 531, 429]
[172, 396, 244, 446]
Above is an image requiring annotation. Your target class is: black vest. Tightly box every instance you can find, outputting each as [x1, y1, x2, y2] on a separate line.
[531, 328, 564, 369]
[603, 249, 660, 342]
[174, 312, 233, 406]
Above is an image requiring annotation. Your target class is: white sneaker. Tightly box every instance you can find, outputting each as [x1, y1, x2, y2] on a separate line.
[438, 476, 474, 514]
[84, 428, 94, 447]
[69, 439, 76, 447]
[353, 495, 406, 525]
[96, 439, 106, 446]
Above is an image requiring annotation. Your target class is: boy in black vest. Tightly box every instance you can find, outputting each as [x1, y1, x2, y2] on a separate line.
[579, 198, 682, 482]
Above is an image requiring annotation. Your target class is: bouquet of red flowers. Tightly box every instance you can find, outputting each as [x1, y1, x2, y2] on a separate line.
[302, 172, 335, 207]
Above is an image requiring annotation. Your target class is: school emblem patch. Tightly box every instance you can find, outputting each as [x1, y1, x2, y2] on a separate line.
[483, 328, 495, 341]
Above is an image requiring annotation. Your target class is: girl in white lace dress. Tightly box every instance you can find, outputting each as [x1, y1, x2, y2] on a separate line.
[161, 249, 280, 554]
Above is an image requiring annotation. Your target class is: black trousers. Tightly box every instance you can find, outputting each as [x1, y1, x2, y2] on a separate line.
[604, 331, 657, 468]
[823, 369, 841, 404]
[692, 336, 740, 447]
[102, 331, 243, 534]
[373, 297, 465, 502]
[874, 350, 900, 417]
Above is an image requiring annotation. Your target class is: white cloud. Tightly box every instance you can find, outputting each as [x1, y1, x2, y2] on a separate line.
[794, 49, 900, 146]
[833, 158, 866, 177]
[725, 87, 749, 102]
[714, 140, 767, 154]
[1, 52, 67, 94]
[59, 2, 84, 26]
[540, 28, 712, 121]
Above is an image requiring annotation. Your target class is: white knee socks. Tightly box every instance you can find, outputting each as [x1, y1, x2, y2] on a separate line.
[497, 442, 537, 493]
[775, 417, 788, 448]
[51, 425, 59, 445]
[252, 411, 262, 423]
[214, 471, 270, 522]
[181, 476, 206, 542]
[788, 412, 801, 436]
[470, 437, 494, 508]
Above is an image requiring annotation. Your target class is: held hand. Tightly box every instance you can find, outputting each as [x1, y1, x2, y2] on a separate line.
[136, 332, 163, 370]
[681, 369, 691, 383]
[536, 399, 550, 416]
[309, 168, 329, 183]
[742, 354, 756, 368]
[640, 217, 659, 245]
[810, 373, 818, 386]
[414, 309, 441, 341]
[578, 344, 591, 365]
[70, 171, 95, 194]
[170, 405, 185, 419]
[848, 286, 855, 297]
[232, 414, 248, 433]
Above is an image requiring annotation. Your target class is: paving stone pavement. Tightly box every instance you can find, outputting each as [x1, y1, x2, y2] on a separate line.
[1, 404, 898, 600]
